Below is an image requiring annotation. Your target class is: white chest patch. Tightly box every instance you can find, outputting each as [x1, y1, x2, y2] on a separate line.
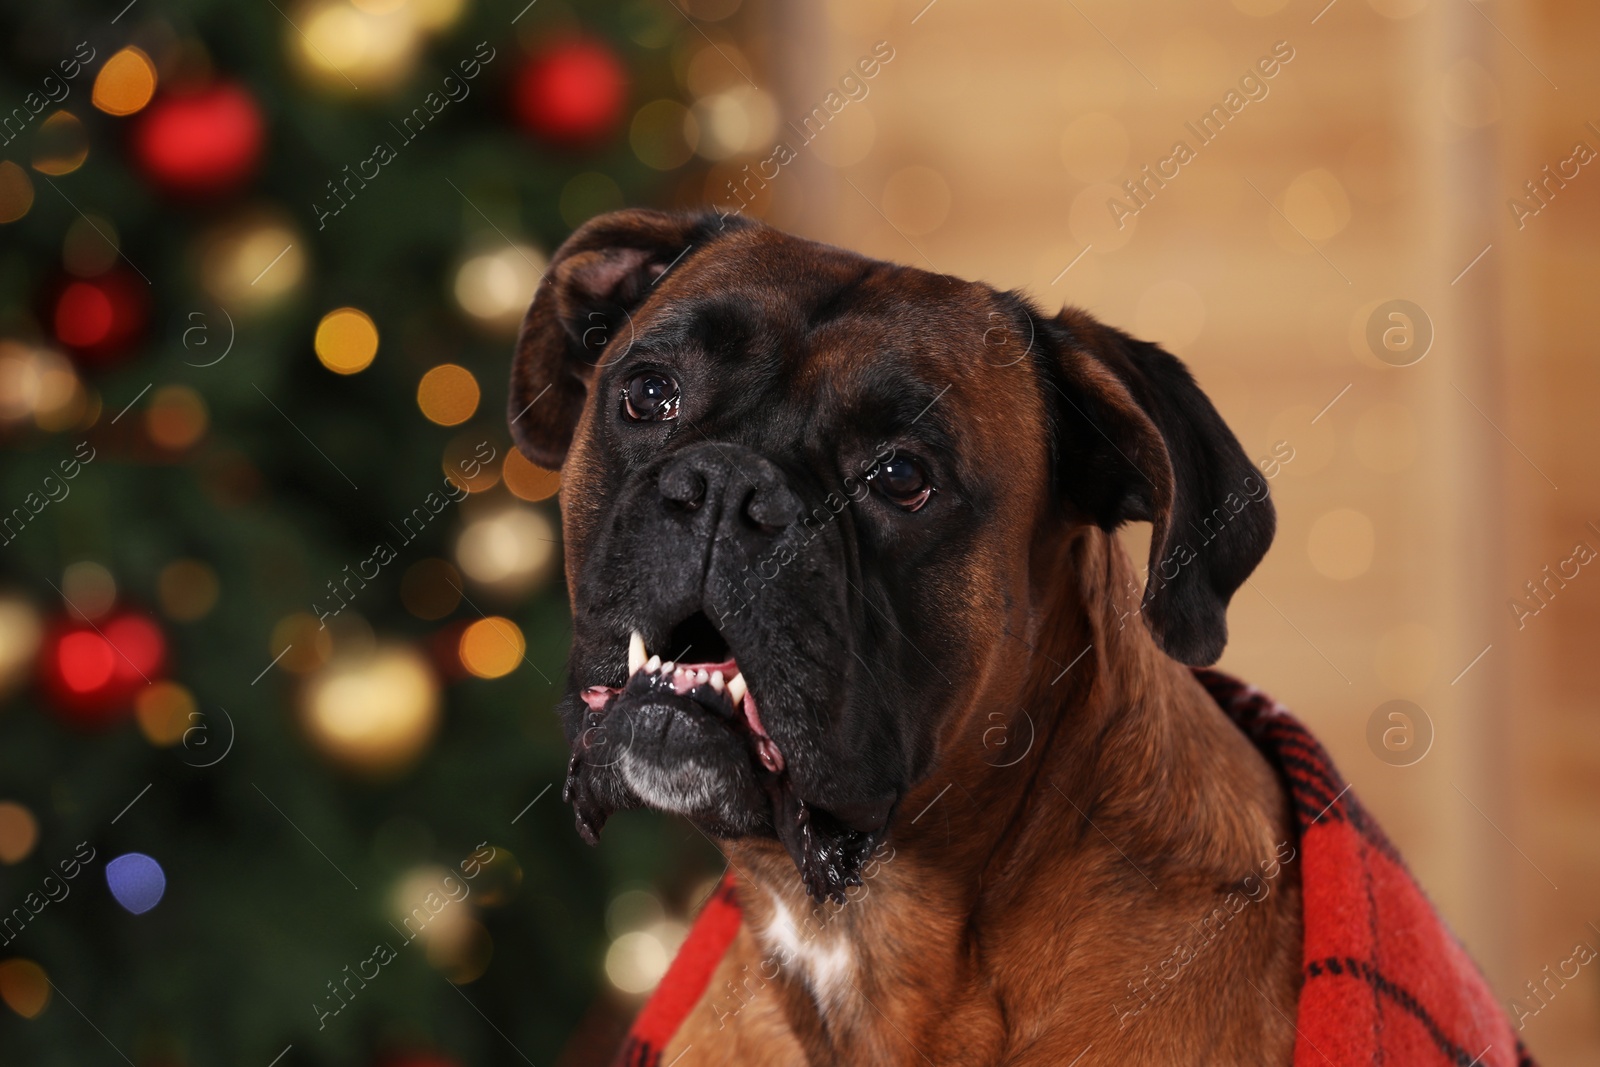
[765, 896, 854, 1008]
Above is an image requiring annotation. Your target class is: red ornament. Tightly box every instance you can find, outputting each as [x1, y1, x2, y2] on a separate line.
[52, 268, 146, 365]
[131, 83, 264, 196]
[513, 39, 628, 146]
[38, 611, 167, 728]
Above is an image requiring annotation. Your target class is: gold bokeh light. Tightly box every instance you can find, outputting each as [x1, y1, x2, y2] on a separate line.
[417, 364, 480, 426]
[92, 47, 158, 116]
[458, 617, 525, 679]
[314, 307, 379, 375]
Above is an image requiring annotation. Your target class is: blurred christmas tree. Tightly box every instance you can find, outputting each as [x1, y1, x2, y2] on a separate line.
[0, 1, 741, 1063]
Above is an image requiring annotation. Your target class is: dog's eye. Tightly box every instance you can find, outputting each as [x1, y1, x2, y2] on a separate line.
[869, 456, 935, 512]
[622, 372, 680, 422]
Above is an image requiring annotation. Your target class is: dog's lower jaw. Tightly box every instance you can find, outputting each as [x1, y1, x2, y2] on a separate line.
[561, 703, 898, 902]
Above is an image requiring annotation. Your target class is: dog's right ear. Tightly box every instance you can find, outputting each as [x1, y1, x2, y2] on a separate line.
[508, 209, 743, 469]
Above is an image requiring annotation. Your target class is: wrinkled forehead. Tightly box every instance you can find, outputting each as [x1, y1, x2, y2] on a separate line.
[620, 227, 1045, 455]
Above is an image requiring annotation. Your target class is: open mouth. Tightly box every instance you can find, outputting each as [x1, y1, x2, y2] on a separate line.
[564, 610, 887, 905]
[578, 611, 784, 774]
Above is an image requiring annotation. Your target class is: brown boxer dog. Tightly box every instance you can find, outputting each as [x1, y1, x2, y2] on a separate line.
[510, 209, 1300, 1065]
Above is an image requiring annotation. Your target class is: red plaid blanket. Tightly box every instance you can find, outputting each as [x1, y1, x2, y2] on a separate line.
[613, 669, 1534, 1066]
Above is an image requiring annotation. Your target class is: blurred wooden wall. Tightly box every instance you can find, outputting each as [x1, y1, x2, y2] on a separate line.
[708, 0, 1600, 1060]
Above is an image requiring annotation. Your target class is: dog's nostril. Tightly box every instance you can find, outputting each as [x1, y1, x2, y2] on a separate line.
[659, 466, 706, 511]
[743, 484, 801, 532]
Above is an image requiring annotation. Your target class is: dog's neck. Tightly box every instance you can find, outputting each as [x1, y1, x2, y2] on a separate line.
[719, 526, 1299, 1063]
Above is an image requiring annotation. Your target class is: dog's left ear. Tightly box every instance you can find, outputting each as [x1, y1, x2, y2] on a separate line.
[508, 209, 746, 468]
[1038, 307, 1275, 666]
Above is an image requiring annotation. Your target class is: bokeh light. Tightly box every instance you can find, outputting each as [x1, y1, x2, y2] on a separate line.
[455, 506, 557, 595]
[428, 917, 493, 983]
[692, 87, 778, 160]
[603, 917, 689, 995]
[458, 617, 525, 679]
[31, 111, 89, 175]
[157, 559, 220, 622]
[0, 595, 43, 697]
[1069, 181, 1136, 252]
[106, 852, 167, 914]
[1307, 508, 1376, 580]
[605, 930, 670, 994]
[685, 41, 754, 97]
[443, 434, 502, 494]
[199, 215, 305, 310]
[270, 612, 335, 674]
[146, 384, 209, 450]
[92, 46, 158, 116]
[417, 364, 480, 426]
[61, 561, 117, 621]
[411, 0, 467, 31]
[0, 343, 83, 430]
[134, 681, 197, 747]
[0, 801, 39, 864]
[0, 162, 35, 224]
[291, 0, 420, 91]
[55, 281, 115, 348]
[301, 645, 440, 775]
[502, 449, 562, 502]
[388, 864, 493, 981]
[453, 244, 546, 332]
[391, 865, 473, 945]
[1271, 169, 1351, 249]
[0, 959, 50, 1018]
[314, 307, 379, 374]
[469, 846, 522, 907]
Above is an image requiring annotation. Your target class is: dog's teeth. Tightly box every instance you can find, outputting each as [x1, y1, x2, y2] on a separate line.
[696, 669, 709, 686]
[727, 672, 747, 706]
[710, 670, 725, 691]
[644, 654, 661, 674]
[629, 632, 646, 675]
[661, 660, 675, 674]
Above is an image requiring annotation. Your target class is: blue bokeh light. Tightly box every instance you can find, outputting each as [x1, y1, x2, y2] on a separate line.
[105, 852, 166, 915]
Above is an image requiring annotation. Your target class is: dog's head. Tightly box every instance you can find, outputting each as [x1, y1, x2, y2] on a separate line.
[508, 209, 1274, 901]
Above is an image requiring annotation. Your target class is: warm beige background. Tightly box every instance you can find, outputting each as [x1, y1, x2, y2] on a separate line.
[681, 0, 1599, 1061]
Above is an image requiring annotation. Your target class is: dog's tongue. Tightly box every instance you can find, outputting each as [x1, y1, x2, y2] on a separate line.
[741, 691, 784, 773]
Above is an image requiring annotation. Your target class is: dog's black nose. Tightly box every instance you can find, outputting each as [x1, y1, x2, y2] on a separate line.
[658, 444, 801, 535]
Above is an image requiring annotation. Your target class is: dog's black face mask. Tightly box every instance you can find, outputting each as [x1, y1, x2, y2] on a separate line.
[508, 210, 1274, 902]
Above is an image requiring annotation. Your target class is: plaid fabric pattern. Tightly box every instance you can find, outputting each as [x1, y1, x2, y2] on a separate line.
[613, 669, 1536, 1067]
[1193, 667, 1533, 1067]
